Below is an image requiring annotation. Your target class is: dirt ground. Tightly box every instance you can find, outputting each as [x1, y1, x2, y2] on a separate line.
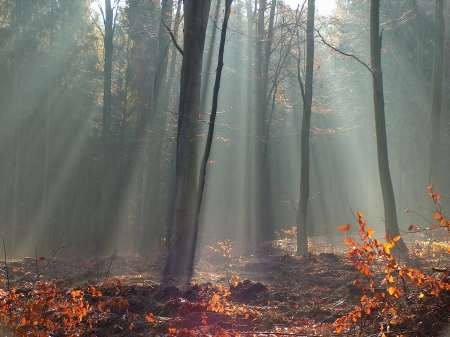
[1, 235, 449, 336]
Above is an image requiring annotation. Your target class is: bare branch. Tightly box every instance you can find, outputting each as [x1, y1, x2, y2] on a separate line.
[162, 20, 184, 56]
[316, 27, 372, 74]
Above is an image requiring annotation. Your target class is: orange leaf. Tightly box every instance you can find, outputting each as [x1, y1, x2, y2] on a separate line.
[345, 223, 351, 231]
[393, 235, 401, 242]
[39, 256, 45, 261]
[388, 286, 400, 298]
[357, 210, 362, 218]
[98, 301, 105, 312]
[408, 225, 414, 231]
[335, 325, 343, 333]
[146, 314, 154, 323]
[129, 322, 135, 330]
[345, 237, 352, 244]
[367, 228, 375, 238]
[383, 242, 391, 255]
[338, 226, 346, 232]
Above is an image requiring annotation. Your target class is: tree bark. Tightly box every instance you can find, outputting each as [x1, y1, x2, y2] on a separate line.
[251, 0, 266, 249]
[98, 0, 114, 254]
[296, 0, 314, 256]
[370, 0, 408, 256]
[163, 0, 212, 284]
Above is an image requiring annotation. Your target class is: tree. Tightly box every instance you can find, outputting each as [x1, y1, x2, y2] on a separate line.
[139, 0, 174, 253]
[296, 0, 314, 256]
[370, 0, 408, 256]
[98, 0, 117, 254]
[252, 0, 277, 247]
[196, 0, 234, 244]
[429, 0, 444, 183]
[163, 0, 213, 283]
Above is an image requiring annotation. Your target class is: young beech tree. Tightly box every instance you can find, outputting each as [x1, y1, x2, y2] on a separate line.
[370, 0, 408, 256]
[296, 0, 314, 256]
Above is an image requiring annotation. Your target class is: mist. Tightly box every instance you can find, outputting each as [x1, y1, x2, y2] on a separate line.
[0, 0, 448, 273]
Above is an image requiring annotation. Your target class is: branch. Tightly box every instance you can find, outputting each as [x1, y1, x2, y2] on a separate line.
[95, 0, 106, 25]
[162, 20, 183, 56]
[316, 27, 372, 75]
[90, 9, 105, 39]
[112, 0, 121, 34]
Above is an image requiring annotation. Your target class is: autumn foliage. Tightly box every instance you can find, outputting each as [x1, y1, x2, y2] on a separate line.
[335, 185, 450, 336]
[0, 276, 128, 336]
[0, 186, 448, 336]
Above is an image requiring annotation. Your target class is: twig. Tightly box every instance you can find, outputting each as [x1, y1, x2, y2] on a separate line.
[0, 234, 10, 291]
[35, 232, 66, 282]
[103, 250, 116, 285]
[346, 193, 358, 223]
[279, 182, 298, 212]
[96, 255, 99, 286]
[35, 246, 39, 278]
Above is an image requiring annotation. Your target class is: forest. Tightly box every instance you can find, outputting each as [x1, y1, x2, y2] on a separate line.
[0, 0, 449, 335]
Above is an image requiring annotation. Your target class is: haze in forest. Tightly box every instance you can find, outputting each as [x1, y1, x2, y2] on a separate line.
[0, 0, 448, 283]
[284, 0, 336, 16]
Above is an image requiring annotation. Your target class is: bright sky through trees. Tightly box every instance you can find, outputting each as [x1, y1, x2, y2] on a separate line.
[283, 0, 336, 16]
[91, 0, 337, 17]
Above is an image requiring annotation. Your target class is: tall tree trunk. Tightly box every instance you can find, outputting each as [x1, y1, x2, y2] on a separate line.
[408, 0, 428, 227]
[197, 0, 233, 232]
[259, 0, 277, 242]
[296, 0, 314, 256]
[140, 0, 175, 253]
[163, 0, 212, 284]
[370, 0, 408, 256]
[242, 0, 255, 248]
[11, 1, 23, 248]
[42, 0, 57, 251]
[429, 0, 444, 183]
[99, 0, 114, 254]
[251, 0, 266, 249]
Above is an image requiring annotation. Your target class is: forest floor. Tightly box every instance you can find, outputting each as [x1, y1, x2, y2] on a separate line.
[0, 234, 449, 336]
